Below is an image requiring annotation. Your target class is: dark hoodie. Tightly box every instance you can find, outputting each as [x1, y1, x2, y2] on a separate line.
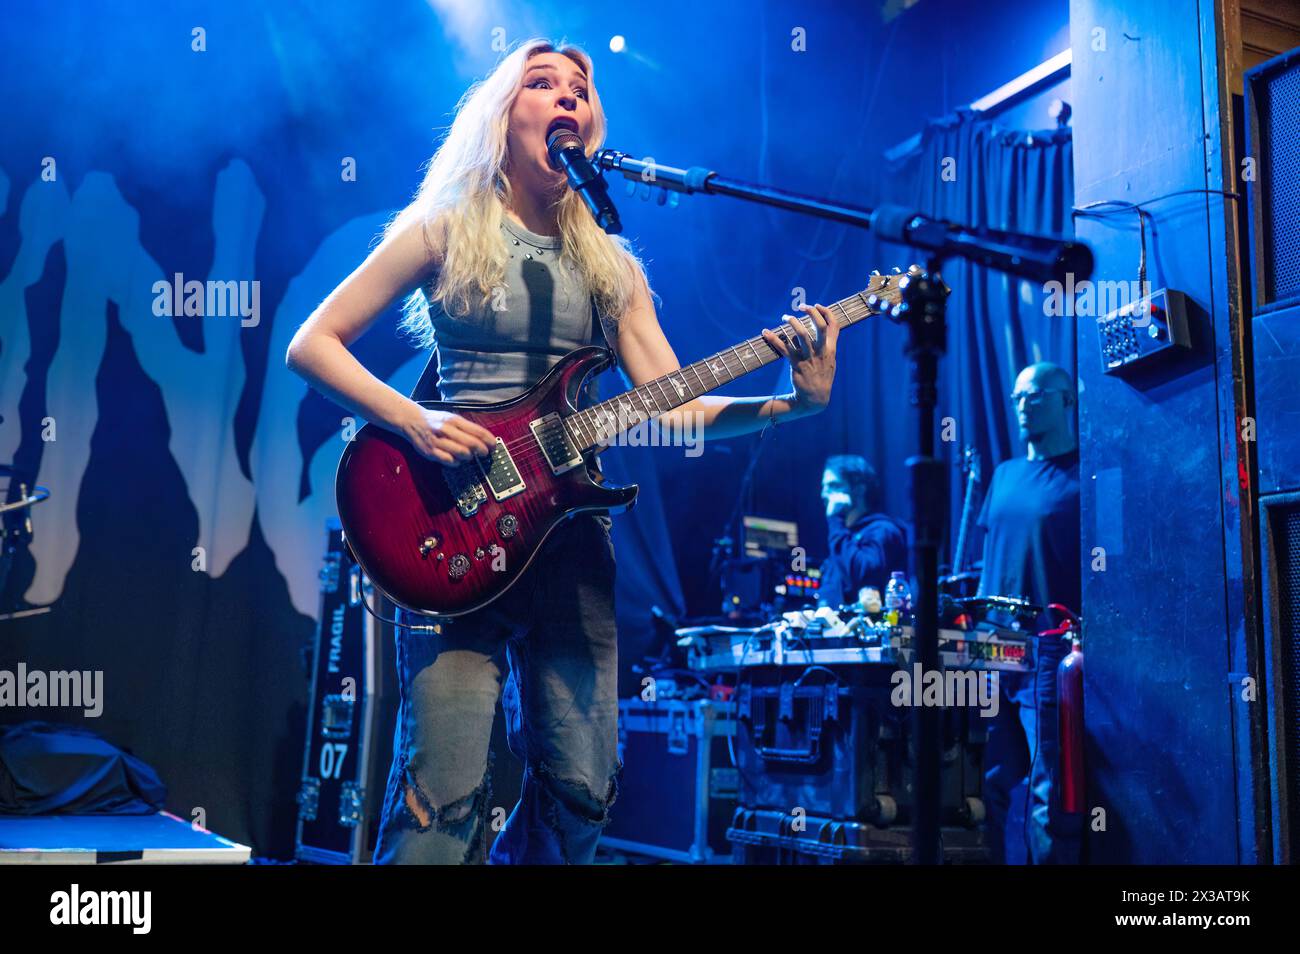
[818, 511, 909, 607]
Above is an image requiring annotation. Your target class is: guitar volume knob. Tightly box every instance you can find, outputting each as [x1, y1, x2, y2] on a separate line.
[497, 514, 518, 539]
[448, 554, 471, 580]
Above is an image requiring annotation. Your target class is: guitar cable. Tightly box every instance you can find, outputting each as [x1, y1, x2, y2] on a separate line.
[355, 583, 443, 634]
[1072, 188, 1240, 305]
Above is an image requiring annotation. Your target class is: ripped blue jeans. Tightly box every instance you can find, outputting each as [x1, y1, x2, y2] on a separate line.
[373, 513, 621, 865]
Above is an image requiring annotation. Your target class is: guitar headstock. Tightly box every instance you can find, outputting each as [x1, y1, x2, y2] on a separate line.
[857, 264, 951, 318]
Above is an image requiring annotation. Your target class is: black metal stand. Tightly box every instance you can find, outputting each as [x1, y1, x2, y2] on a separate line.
[895, 262, 950, 865]
[0, 466, 51, 623]
[590, 145, 1093, 863]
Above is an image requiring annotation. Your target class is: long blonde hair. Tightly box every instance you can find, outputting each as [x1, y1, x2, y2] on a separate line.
[389, 37, 651, 347]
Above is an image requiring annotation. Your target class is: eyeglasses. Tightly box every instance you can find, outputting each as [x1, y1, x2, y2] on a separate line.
[1009, 388, 1066, 407]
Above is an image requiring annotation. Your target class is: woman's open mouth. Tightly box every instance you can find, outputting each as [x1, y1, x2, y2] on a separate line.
[546, 116, 580, 138]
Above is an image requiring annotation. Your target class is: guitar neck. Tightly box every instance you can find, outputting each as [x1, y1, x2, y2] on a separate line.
[565, 272, 906, 453]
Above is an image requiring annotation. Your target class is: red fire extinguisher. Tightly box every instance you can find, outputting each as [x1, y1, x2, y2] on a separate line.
[1045, 603, 1085, 814]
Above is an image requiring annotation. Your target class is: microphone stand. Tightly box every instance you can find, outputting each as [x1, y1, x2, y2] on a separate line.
[593, 148, 1093, 865]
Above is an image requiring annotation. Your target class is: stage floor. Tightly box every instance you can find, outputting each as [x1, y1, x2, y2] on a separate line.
[0, 811, 251, 864]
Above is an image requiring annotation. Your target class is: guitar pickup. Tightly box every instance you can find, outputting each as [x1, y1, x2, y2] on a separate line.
[530, 413, 583, 474]
[477, 437, 525, 500]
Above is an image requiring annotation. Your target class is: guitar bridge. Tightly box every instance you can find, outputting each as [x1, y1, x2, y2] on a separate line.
[530, 413, 583, 474]
[443, 463, 488, 517]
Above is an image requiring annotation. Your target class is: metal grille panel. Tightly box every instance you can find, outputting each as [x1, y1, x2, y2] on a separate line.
[1259, 61, 1300, 303]
[1275, 505, 1300, 860]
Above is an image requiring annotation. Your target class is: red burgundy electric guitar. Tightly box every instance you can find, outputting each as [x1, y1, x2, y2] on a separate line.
[335, 266, 924, 617]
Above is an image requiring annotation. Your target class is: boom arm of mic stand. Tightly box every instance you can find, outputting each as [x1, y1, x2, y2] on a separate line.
[869, 204, 1094, 285]
[595, 146, 1092, 864]
[593, 151, 1093, 284]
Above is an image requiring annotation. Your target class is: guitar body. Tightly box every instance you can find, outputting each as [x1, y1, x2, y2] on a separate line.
[334, 265, 927, 618]
[335, 346, 637, 617]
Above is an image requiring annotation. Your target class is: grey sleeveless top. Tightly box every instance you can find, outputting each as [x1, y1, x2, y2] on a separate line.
[410, 216, 605, 406]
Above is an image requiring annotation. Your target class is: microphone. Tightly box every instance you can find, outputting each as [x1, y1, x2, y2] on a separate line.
[547, 127, 622, 234]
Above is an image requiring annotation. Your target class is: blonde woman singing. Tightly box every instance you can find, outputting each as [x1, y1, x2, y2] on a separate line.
[286, 37, 839, 864]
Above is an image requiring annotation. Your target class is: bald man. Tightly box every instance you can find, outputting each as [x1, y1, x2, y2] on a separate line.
[977, 361, 1083, 865]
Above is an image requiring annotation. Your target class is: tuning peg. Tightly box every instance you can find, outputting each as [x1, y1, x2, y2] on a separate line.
[870, 269, 881, 276]
[866, 294, 879, 308]
[891, 266, 903, 274]
[907, 263, 924, 276]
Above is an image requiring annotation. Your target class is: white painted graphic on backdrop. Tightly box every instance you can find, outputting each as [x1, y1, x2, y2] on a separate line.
[0, 163, 423, 617]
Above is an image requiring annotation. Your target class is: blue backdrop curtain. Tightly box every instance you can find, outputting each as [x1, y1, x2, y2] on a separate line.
[772, 113, 1078, 570]
[716, 112, 1076, 606]
[898, 114, 1078, 547]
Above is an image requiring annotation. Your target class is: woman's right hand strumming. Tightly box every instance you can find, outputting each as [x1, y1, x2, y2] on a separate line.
[399, 403, 497, 466]
[287, 216, 500, 468]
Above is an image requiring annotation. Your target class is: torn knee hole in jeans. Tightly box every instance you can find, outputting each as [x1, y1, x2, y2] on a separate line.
[400, 759, 492, 835]
[536, 762, 621, 827]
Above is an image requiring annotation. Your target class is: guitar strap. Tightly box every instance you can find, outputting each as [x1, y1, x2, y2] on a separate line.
[586, 294, 611, 488]
[589, 294, 615, 365]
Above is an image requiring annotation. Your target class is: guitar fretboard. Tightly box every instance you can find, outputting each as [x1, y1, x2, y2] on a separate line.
[564, 271, 909, 452]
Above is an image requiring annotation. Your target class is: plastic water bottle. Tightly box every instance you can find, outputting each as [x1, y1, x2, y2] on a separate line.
[884, 571, 912, 626]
